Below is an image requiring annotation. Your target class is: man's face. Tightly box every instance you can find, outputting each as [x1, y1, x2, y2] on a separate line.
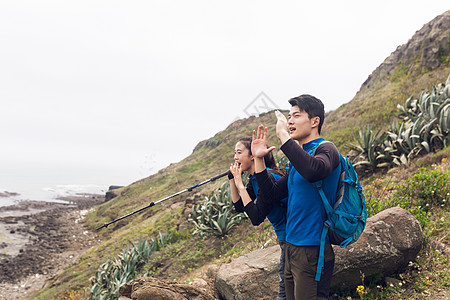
[287, 106, 318, 142]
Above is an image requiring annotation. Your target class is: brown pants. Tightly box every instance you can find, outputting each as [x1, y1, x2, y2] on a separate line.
[284, 242, 335, 300]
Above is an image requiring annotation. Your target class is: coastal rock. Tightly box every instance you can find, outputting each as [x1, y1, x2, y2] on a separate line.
[0, 191, 19, 197]
[361, 10, 449, 89]
[0, 198, 101, 287]
[332, 206, 423, 289]
[214, 207, 423, 299]
[215, 244, 280, 300]
[118, 277, 214, 300]
[109, 185, 124, 190]
[105, 186, 123, 202]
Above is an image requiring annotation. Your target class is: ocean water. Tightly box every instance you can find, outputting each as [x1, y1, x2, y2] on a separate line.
[0, 164, 112, 205]
[0, 163, 136, 207]
[0, 183, 108, 207]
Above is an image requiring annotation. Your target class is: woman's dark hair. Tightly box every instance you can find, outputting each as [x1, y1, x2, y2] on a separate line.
[237, 136, 284, 176]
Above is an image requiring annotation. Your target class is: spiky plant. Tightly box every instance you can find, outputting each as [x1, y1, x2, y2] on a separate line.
[348, 125, 387, 170]
[397, 74, 450, 153]
[90, 233, 172, 300]
[352, 74, 450, 173]
[189, 180, 247, 238]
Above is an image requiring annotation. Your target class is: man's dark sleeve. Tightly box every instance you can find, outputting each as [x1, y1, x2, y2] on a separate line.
[242, 173, 280, 226]
[280, 139, 340, 182]
[254, 169, 288, 206]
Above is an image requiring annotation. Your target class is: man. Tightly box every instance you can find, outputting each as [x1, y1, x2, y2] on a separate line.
[251, 94, 341, 300]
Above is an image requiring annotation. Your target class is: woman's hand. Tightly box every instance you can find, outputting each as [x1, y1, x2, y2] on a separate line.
[251, 125, 276, 158]
[229, 162, 245, 190]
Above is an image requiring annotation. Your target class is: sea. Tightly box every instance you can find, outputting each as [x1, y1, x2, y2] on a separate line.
[0, 163, 139, 207]
[0, 182, 109, 207]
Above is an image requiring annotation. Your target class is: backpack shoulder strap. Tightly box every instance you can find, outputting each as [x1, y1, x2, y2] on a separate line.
[311, 140, 334, 155]
[313, 181, 335, 215]
[311, 140, 339, 282]
[311, 140, 337, 215]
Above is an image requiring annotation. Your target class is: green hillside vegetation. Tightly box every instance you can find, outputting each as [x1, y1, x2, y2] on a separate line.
[32, 112, 289, 299]
[31, 11, 450, 300]
[323, 66, 450, 152]
[323, 9, 450, 151]
[32, 76, 450, 300]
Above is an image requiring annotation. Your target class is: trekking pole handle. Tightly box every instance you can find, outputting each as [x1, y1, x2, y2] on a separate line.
[210, 170, 231, 181]
[187, 170, 230, 191]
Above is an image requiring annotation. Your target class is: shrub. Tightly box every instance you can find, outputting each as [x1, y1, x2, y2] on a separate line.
[90, 232, 173, 300]
[394, 168, 449, 211]
[189, 180, 247, 238]
[352, 74, 450, 173]
[365, 167, 449, 228]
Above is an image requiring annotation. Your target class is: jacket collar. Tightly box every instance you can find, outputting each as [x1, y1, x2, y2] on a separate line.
[302, 138, 325, 154]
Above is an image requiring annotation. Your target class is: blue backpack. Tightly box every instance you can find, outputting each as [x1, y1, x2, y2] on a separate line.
[311, 142, 367, 281]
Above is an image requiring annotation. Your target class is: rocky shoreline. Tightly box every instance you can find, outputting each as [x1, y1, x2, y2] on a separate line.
[0, 194, 104, 299]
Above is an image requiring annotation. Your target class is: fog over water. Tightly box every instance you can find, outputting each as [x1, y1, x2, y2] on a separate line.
[1, 1, 448, 205]
[0, 162, 110, 206]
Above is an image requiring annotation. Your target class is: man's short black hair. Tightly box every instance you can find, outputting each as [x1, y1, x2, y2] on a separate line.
[288, 94, 325, 134]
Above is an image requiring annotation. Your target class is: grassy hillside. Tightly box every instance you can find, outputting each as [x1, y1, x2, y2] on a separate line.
[31, 111, 290, 299]
[33, 142, 450, 300]
[31, 11, 450, 300]
[323, 10, 450, 151]
[323, 67, 450, 152]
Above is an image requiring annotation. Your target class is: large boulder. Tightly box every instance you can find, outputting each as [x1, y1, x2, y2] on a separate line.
[105, 185, 124, 202]
[215, 244, 280, 300]
[214, 207, 423, 299]
[119, 277, 214, 300]
[332, 206, 423, 289]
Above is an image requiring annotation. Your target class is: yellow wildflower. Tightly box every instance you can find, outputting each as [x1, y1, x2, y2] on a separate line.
[357, 285, 365, 298]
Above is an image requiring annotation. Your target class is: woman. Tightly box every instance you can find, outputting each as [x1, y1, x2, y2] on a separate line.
[229, 136, 287, 300]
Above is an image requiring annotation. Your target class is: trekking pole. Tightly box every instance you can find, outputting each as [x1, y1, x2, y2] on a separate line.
[96, 170, 230, 230]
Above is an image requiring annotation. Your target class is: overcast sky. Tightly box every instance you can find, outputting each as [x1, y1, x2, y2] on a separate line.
[1, 1, 448, 196]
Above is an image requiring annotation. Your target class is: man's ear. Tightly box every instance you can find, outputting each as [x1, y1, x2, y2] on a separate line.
[311, 116, 320, 128]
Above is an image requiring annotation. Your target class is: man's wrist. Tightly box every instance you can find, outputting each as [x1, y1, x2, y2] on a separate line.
[278, 131, 291, 145]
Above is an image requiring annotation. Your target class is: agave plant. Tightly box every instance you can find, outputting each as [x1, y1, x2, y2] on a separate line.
[440, 102, 450, 146]
[353, 73, 450, 172]
[90, 234, 171, 300]
[382, 122, 414, 167]
[397, 74, 450, 153]
[347, 125, 387, 170]
[438, 76, 450, 146]
[397, 95, 419, 121]
[189, 180, 247, 238]
[386, 121, 410, 154]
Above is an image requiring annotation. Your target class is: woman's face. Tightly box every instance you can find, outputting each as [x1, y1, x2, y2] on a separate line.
[234, 142, 253, 172]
